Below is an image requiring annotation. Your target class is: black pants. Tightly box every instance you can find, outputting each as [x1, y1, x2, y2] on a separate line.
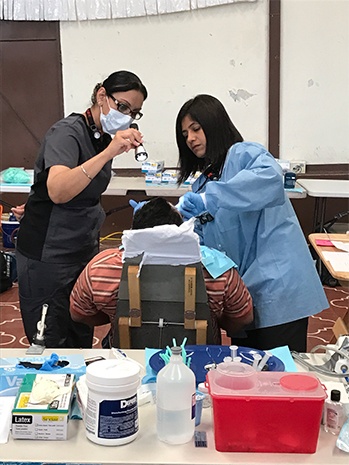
[230, 317, 309, 352]
[16, 250, 94, 348]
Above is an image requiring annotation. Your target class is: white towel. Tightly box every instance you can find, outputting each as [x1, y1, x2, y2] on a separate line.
[122, 218, 201, 272]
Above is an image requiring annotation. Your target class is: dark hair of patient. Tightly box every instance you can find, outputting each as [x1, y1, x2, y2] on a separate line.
[175, 94, 243, 184]
[132, 197, 183, 230]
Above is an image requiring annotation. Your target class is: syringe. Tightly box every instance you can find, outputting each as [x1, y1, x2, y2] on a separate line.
[35, 303, 48, 343]
[25, 303, 48, 355]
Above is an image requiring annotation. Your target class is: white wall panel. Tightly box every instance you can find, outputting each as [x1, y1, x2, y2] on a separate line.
[60, 1, 268, 168]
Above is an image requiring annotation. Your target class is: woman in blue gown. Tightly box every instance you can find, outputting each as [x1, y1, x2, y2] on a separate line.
[175, 94, 328, 352]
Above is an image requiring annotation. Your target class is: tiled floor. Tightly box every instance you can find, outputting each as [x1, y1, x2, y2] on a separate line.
[1, 283, 348, 351]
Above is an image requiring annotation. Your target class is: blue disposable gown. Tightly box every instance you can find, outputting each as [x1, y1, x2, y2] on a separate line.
[192, 141, 328, 329]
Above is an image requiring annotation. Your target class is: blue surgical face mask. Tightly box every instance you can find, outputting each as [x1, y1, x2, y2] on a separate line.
[100, 99, 132, 135]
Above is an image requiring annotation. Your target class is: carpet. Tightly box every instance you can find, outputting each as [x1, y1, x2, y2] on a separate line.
[1, 284, 347, 351]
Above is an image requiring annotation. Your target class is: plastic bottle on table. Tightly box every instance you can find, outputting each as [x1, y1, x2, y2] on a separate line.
[198, 382, 212, 408]
[324, 389, 346, 435]
[156, 346, 196, 444]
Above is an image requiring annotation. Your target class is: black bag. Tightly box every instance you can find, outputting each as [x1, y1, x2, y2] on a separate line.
[0, 250, 15, 293]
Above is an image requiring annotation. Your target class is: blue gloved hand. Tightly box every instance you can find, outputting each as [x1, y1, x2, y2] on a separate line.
[129, 199, 147, 215]
[176, 192, 205, 221]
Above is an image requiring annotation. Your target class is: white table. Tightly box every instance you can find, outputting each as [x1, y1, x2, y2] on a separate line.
[0, 176, 190, 197]
[0, 183, 32, 194]
[297, 179, 349, 232]
[104, 176, 191, 197]
[104, 177, 306, 198]
[0, 347, 348, 465]
[1, 176, 306, 199]
[308, 233, 349, 291]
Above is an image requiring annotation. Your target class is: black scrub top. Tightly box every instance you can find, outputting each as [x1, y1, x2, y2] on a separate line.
[17, 113, 112, 264]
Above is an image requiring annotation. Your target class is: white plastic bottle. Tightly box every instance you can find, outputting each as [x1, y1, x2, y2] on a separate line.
[198, 382, 212, 408]
[156, 346, 196, 444]
[324, 389, 346, 435]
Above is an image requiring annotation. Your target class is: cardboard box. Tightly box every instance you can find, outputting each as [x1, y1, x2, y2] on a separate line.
[0, 353, 85, 396]
[145, 172, 162, 184]
[12, 373, 75, 440]
[141, 160, 164, 174]
[161, 169, 178, 184]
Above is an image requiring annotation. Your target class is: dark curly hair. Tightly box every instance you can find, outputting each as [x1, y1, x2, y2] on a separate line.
[132, 197, 183, 230]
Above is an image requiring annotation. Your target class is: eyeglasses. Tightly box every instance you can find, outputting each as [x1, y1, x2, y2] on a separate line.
[108, 96, 143, 120]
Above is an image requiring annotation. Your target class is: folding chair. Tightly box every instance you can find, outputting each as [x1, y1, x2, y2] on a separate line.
[332, 317, 349, 342]
[112, 254, 214, 349]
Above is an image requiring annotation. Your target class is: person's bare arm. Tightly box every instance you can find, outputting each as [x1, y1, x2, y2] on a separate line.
[48, 127, 143, 204]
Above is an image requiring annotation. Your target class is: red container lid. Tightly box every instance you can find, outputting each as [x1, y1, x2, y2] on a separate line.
[280, 374, 320, 391]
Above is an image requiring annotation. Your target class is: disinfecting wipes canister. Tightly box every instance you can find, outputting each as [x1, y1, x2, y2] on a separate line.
[85, 359, 140, 446]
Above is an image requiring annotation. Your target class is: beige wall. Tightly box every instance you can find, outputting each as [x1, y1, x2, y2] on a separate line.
[281, 0, 349, 165]
[60, 1, 269, 169]
[60, 0, 349, 168]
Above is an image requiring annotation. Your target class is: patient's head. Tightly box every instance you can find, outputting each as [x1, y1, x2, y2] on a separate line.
[132, 197, 183, 230]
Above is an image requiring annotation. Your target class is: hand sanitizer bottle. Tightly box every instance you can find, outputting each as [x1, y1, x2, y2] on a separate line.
[324, 389, 346, 435]
[156, 346, 196, 444]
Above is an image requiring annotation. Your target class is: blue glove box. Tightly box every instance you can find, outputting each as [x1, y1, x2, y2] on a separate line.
[0, 353, 86, 396]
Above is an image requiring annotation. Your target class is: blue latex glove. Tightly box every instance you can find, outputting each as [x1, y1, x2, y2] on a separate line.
[129, 199, 148, 215]
[176, 192, 205, 221]
[40, 353, 59, 371]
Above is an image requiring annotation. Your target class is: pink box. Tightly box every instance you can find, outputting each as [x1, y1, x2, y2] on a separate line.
[207, 362, 326, 453]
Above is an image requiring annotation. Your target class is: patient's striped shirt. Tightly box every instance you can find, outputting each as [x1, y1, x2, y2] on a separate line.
[70, 248, 252, 345]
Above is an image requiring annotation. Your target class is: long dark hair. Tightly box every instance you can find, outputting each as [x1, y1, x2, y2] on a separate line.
[176, 94, 243, 184]
[91, 70, 148, 104]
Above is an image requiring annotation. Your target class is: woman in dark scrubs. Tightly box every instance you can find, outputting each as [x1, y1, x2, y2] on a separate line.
[15, 70, 148, 348]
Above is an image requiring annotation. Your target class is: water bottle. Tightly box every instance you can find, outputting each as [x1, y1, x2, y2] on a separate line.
[156, 346, 196, 444]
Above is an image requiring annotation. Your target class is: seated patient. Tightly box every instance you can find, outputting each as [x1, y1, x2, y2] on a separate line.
[70, 197, 253, 346]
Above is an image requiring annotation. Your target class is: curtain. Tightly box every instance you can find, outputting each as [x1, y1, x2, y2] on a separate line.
[1, 0, 257, 21]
